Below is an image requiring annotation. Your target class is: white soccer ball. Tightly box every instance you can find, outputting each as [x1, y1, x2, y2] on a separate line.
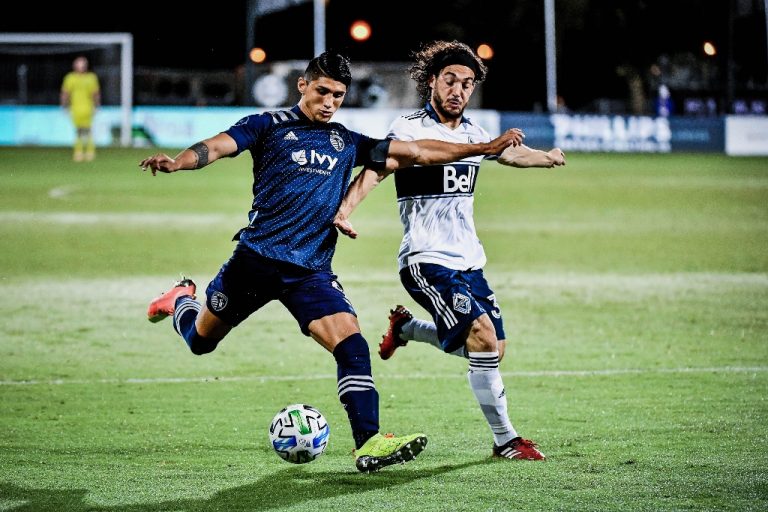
[269, 404, 330, 464]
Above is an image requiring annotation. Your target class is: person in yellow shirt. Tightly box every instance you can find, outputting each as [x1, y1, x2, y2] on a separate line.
[60, 56, 100, 161]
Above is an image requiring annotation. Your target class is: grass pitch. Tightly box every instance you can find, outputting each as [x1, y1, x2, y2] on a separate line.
[1, 148, 766, 511]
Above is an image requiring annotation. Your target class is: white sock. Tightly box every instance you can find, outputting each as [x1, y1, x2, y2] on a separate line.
[467, 351, 517, 446]
[400, 318, 466, 357]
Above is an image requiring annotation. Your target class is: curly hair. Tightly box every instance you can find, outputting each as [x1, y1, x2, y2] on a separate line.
[305, 51, 352, 87]
[409, 40, 488, 102]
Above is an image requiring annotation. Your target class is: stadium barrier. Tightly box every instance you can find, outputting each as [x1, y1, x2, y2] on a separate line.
[0, 105, 765, 155]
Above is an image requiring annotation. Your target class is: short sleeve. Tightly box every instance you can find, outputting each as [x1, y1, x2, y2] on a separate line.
[224, 113, 271, 156]
[387, 116, 418, 142]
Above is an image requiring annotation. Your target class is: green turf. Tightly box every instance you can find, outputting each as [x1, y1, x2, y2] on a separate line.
[1, 148, 767, 511]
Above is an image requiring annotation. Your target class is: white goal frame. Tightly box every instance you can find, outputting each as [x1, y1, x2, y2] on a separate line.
[0, 32, 133, 147]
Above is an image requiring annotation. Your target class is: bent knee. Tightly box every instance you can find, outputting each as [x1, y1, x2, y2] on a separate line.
[466, 315, 498, 352]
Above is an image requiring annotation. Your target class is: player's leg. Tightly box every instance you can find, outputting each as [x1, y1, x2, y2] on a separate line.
[84, 125, 95, 161]
[71, 109, 89, 162]
[283, 272, 426, 472]
[73, 128, 86, 162]
[147, 244, 270, 355]
[147, 277, 231, 355]
[461, 269, 543, 459]
[381, 263, 468, 359]
[464, 315, 544, 460]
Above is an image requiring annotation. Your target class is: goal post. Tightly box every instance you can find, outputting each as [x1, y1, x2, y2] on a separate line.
[0, 32, 133, 147]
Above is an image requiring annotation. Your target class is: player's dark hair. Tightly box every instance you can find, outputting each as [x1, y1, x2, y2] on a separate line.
[409, 40, 487, 102]
[304, 51, 352, 87]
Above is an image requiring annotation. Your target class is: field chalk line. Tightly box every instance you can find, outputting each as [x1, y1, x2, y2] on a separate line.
[1, 366, 766, 386]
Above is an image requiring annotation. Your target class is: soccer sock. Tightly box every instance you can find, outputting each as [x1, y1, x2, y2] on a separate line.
[401, 318, 467, 357]
[85, 134, 95, 157]
[467, 351, 518, 446]
[173, 297, 219, 355]
[333, 333, 379, 449]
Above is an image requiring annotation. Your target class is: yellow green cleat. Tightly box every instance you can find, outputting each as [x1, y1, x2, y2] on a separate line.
[355, 432, 428, 473]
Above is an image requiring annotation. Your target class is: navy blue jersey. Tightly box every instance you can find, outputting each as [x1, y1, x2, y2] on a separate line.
[225, 105, 384, 271]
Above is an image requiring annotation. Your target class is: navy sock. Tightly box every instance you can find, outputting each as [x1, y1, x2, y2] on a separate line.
[173, 297, 219, 355]
[333, 333, 379, 449]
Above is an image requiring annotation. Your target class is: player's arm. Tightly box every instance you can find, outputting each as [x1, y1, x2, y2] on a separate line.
[497, 144, 566, 168]
[139, 132, 238, 176]
[383, 128, 525, 170]
[334, 167, 390, 238]
[60, 86, 70, 108]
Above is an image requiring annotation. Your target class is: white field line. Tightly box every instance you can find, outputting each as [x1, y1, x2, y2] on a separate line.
[3, 210, 764, 234]
[0, 211, 241, 227]
[1, 366, 766, 387]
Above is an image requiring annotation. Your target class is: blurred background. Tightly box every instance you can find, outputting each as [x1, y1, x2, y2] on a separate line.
[0, 0, 766, 152]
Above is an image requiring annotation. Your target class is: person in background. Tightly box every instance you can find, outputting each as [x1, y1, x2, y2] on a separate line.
[61, 56, 100, 161]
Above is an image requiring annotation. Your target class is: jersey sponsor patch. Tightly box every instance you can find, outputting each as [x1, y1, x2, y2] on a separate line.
[395, 163, 478, 198]
[211, 291, 228, 312]
[453, 292, 471, 314]
[291, 149, 307, 165]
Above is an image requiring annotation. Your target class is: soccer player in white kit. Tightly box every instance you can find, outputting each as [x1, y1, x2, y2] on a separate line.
[334, 41, 565, 460]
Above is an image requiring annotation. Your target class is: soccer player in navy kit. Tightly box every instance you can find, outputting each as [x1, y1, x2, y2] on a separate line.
[334, 41, 565, 461]
[140, 51, 523, 472]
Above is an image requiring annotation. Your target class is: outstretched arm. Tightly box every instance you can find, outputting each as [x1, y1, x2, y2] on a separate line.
[497, 144, 566, 168]
[334, 167, 390, 238]
[384, 128, 524, 171]
[139, 132, 238, 176]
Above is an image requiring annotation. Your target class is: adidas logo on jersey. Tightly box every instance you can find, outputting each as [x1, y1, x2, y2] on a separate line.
[283, 131, 298, 141]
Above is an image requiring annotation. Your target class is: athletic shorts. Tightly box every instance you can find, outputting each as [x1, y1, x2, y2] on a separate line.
[399, 262, 505, 353]
[70, 106, 95, 129]
[205, 243, 356, 335]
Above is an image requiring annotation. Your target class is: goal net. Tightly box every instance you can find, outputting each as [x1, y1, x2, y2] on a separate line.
[0, 33, 133, 146]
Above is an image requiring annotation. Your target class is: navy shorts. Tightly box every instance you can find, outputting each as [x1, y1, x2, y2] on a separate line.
[205, 243, 356, 335]
[399, 262, 505, 353]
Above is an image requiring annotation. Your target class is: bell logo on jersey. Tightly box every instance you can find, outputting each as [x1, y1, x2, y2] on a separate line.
[444, 165, 477, 193]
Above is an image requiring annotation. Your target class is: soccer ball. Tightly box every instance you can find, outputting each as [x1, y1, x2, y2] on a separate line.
[269, 404, 330, 464]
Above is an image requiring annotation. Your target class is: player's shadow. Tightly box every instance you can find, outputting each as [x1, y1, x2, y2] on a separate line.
[0, 459, 486, 511]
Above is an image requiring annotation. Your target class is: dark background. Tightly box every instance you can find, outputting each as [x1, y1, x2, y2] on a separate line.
[1, 0, 766, 112]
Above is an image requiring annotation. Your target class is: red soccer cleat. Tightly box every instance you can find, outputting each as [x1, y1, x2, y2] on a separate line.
[492, 437, 546, 461]
[378, 305, 413, 360]
[147, 277, 196, 323]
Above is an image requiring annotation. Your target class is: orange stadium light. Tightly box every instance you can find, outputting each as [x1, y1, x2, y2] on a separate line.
[477, 44, 494, 60]
[250, 47, 267, 64]
[350, 20, 372, 42]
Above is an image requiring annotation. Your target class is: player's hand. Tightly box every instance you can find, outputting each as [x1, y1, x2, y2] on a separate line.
[487, 128, 525, 155]
[333, 211, 358, 239]
[548, 148, 566, 167]
[139, 154, 180, 176]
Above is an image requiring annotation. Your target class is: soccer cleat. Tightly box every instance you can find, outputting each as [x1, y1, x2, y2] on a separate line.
[147, 277, 196, 323]
[492, 437, 546, 461]
[355, 432, 428, 473]
[378, 305, 413, 360]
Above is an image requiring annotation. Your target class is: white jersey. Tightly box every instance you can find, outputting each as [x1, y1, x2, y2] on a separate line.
[389, 104, 491, 271]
